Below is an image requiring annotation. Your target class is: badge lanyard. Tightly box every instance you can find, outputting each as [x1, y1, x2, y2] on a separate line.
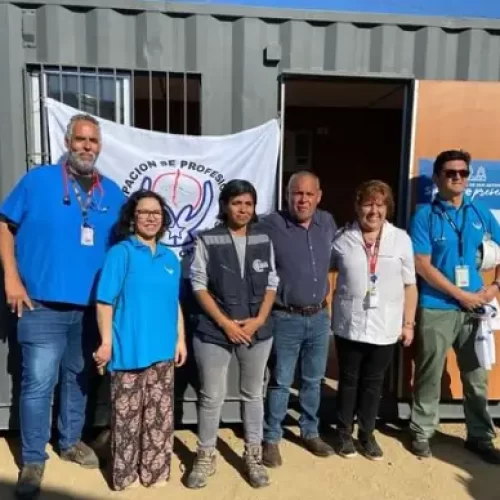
[62, 165, 103, 222]
[440, 206, 468, 262]
[439, 205, 471, 288]
[62, 165, 103, 247]
[363, 228, 382, 308]
[364, 231, 382, 278]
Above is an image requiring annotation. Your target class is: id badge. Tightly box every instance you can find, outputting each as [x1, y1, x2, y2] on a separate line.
[81, 225, 94, 247]
[367, 285, 379, 309]
[455, 265, 470, 288]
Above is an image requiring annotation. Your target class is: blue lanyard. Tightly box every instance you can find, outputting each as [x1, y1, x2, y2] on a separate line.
[439, 205, 468, 259]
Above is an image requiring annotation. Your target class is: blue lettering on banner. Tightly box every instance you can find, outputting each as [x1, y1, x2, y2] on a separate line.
[416, 158, 500, 223]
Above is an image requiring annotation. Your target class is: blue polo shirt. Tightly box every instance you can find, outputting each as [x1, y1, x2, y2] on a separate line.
[96, 237, 181, 371]
[0, 164, 124, 306]
[410, 195, 500, 310]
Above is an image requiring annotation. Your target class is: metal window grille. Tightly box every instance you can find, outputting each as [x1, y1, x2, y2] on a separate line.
[24, 65, 202, 167]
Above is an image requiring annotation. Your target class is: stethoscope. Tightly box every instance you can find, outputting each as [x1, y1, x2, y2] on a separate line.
[61, 164, 108, 213]
[429, 199, 487, 242]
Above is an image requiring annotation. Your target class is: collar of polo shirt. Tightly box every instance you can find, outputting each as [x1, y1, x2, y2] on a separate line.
[128, 235, 169, 256]
[434, 192, 472, 210]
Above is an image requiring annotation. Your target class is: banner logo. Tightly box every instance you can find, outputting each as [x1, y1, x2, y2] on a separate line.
[122, 160, 226, 255]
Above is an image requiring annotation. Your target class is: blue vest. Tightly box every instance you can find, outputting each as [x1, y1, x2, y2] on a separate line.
[194, 225, 273, 346]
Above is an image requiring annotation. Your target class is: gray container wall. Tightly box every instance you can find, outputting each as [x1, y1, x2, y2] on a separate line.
[2, 0, 500, 427]
[3, 0, 500, 194]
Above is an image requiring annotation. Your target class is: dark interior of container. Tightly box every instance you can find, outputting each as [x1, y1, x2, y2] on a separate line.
[282, 78, 407, 228]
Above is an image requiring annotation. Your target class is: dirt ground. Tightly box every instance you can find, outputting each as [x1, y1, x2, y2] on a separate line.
[0, 423, 498, 500]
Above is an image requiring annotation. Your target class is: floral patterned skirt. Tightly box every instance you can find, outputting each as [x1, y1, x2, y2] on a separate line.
[110, 360, 174, 490]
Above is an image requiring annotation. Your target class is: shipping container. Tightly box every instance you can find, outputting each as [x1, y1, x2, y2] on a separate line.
[1, 0, 500, 429]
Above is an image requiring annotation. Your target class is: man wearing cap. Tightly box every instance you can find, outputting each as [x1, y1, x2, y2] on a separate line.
[409, 149, 500, 463]
[259, 171, 337, 467]
[0, 114, 124, 498]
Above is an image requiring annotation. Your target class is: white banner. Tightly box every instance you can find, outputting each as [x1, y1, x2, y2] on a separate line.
[45, 98, 280, 265]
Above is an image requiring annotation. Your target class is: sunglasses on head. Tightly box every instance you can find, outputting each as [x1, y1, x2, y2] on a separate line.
[443, 169, 470, 179]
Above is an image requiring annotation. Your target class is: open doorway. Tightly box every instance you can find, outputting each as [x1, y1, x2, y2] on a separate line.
[281, 76, 413, 228]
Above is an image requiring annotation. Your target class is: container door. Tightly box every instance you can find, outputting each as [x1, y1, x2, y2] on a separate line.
[401, 79, 500, 400]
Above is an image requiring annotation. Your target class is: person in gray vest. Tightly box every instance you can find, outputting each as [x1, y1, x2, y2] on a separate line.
[260, 171, 337, 467]
[187, 179, 279, 489]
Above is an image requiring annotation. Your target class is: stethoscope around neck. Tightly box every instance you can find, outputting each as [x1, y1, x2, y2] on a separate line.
[430, 199, 486, 241]
[61, 163, 108, 212]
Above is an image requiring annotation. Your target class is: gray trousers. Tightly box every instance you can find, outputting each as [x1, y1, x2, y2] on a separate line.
[193, 335, 273, 449]
[410, 308, 496, 442]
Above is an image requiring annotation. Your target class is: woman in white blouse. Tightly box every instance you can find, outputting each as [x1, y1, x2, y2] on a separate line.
[331, 180, 418, 460]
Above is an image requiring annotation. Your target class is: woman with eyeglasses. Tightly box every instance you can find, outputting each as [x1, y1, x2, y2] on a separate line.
[331, 180, 418, 460]
[93, 189, 187, 491]
[187, 179, 278, 490]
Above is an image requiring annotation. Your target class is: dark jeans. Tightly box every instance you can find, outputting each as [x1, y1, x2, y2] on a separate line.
[17, 300, 96, 465]
[335, 336, 395, 435]
[264, 308, 330, 442]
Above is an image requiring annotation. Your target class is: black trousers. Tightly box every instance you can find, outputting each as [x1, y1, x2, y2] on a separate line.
[336, 336, 396, 435]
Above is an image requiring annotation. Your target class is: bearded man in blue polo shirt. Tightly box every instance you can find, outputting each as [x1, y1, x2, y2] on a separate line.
[0, 114, 124, 499]
[409, 149, 500, 463]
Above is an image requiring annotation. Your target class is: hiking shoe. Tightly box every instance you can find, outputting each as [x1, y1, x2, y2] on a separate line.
[337, 431, 357, 458]
[59, 441, 99, 469]
[411, 439, 432, 458]
[262, 442, 282, 468]
[303, 436, 334, 457]
[15, 463, 45, 499]
[465, 440, 500, 464]
[359, 433, 384, 461]
[186, 449, 217, 489]
[244, 444, 270, 488]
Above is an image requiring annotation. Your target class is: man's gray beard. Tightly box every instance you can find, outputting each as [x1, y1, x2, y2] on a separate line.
[67, 152, 96, 176]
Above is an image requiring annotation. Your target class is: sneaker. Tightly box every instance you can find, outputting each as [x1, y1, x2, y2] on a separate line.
[186, 449, 217, 489]
[302, 436, 334, 457]
[336, 431, 357, 458]
[262, 442, 282, 468]
[411, 438, 432, 458]
[244, 444, 270, 488]
[59, 441, 99, 469]
[359, 433, 383, 461]
[465, 440, 500, 464]
[15, 463, 45, 499]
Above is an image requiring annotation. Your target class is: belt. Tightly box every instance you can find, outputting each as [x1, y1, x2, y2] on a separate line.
[274, 300, 327, 317]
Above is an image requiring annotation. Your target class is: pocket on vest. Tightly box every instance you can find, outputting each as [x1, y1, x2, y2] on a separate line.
[250, 269, 268, 299]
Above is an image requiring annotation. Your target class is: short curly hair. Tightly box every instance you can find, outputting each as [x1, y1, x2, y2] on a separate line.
[112, 190, 171, 243]
[355, 180, 395, 220]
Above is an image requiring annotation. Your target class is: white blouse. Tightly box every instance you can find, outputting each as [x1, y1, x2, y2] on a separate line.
[331, 221, 416, 345]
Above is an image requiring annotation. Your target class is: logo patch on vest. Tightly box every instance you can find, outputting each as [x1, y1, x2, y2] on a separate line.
[252, 259, 269, 273]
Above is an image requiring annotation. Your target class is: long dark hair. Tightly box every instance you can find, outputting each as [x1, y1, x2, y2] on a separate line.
[217, 179, 258, 225]
[112, 190, 171, 243]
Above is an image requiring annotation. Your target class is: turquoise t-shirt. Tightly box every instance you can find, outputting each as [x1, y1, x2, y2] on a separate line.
[410, 195, 500, 310]
[96, 237, 181, 371]
[0, 164, 124, 305]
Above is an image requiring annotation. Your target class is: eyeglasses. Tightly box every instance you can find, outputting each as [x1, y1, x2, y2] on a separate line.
[135, 209, 162, 219]
[443, 169, 470, 179]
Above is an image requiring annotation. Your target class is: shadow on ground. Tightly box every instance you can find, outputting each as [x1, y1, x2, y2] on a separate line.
[0, 479, 98, 500]
[378, 420, 500, 500]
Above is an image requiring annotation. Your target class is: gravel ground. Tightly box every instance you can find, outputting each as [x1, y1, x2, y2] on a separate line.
[0, 422, 497, 500]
